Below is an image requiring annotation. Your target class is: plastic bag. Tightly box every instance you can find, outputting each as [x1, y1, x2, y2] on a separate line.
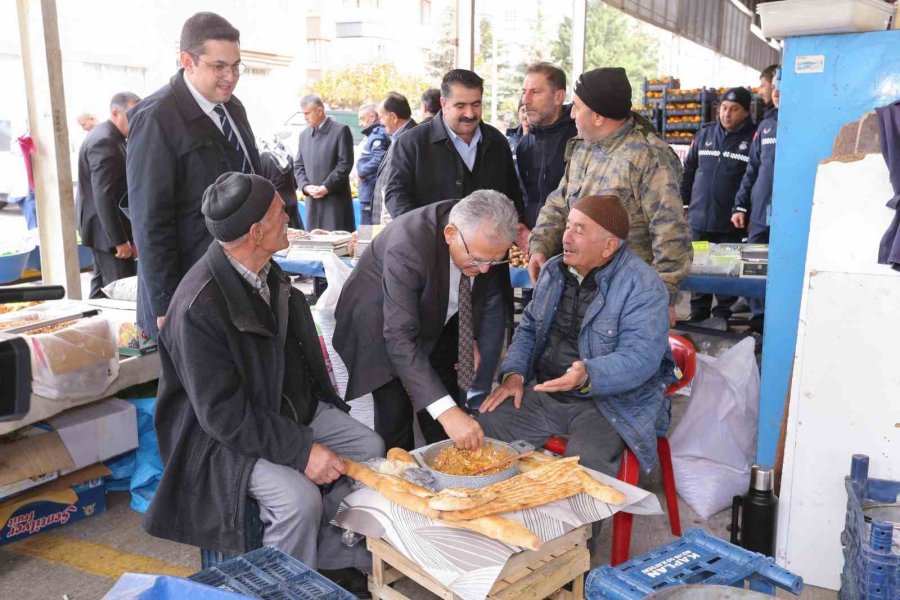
[348, 457, 435, 493]
[25, 315, 119, 401]
[102, 275, 139, 302]
[669, 336, 759, 519]
[316, 252, 353, 313]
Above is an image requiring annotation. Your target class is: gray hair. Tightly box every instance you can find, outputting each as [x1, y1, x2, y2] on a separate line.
[358, 103, 377, 116]
[449, 190, 518, 244]
[218, 233, 249, 250]
[300, 94, 324, 109]
[110, 92, 140, 112]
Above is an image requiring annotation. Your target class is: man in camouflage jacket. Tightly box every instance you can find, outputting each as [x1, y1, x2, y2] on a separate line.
[528, 67, 692, 325]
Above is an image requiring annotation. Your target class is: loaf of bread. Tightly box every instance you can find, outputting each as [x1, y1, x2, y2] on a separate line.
[344, 460, 541, 550]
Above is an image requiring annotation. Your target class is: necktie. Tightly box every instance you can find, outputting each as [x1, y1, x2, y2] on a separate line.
[213, 104, 250, 173]
[457, 275, 475, 391]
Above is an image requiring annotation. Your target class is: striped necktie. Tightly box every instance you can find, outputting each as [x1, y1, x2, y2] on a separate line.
[213, 104, 250, 174]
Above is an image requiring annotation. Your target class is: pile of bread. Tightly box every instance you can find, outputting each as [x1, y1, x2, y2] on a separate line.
[508, 244, 529, 269]
[345, 448, 625, 550]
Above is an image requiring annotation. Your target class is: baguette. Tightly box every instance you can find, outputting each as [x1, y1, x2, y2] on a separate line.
[343, 460, 540, 550]
[386, 447, 419, 464]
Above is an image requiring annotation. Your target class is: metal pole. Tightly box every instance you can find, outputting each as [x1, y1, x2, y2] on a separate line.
[16, 0, 81, 298]
[456, 0, 474, 70]
[571, 0, 587, 84]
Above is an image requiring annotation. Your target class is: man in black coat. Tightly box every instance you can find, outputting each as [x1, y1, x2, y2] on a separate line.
[126, 12, 261, 339]
[381, 69, 525, 226]
[294, 95, 355, 232]
[145, 173, 382, 592]
[76, 91, 140, 298]
[333, 191, 519, 451]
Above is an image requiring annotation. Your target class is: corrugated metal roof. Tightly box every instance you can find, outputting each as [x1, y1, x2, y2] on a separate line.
[603, 0, 780, 71]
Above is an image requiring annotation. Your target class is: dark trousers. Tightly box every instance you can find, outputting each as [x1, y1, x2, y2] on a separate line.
[690, 229, 744, 318]
[371, 315, 460, 451]
[747, 223, 770, 318]
[89, 247, 136, 299]
[359, 203, 373, 226]
[286, 202, 304, 230]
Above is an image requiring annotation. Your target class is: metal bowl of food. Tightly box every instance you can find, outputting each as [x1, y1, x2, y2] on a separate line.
[416, 438, 520, 490]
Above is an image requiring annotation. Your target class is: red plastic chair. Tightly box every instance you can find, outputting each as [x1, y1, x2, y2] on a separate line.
[543, 333, 697, 565]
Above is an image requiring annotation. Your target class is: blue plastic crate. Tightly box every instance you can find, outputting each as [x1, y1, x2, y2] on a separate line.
[189, 546, 357, 600]
[585, 529, 803, 600]
[840, 455, 900, 600]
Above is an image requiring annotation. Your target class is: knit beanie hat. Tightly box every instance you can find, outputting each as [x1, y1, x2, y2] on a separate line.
[571, 195, 630, 240]
[574, 67, 632, 120]
[202, 172, 275, 242]
[722, 87, 751, 112]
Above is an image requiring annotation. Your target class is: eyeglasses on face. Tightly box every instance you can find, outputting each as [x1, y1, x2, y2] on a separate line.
[193, 56, 246, 77]
[456, 228, 510, 268]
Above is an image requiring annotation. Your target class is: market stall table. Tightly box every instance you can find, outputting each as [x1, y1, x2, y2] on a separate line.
[678, 274, 766, 299]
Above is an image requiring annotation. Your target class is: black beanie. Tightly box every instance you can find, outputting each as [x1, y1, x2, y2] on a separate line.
[722, 87, 751, 112]
[202, 172, 275, 242]
[574, 67, 632, 120]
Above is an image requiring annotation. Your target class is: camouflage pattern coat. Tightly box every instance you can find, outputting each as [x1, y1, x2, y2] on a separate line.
[529, 116, 692, 303]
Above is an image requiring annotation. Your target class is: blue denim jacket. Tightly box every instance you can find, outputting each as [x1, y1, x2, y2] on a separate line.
[501, 245, 677, 470]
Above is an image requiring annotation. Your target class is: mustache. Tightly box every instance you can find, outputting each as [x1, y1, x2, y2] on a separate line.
[458, 116, 478, 123]
[563, 245, 577, 253]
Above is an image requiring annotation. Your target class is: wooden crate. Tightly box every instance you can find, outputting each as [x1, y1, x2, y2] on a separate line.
[367, 524, 591, 600]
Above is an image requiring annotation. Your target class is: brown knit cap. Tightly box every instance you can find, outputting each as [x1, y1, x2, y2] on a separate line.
[571, 195, 630, 240]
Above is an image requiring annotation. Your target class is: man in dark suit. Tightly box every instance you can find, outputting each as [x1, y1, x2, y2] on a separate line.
[380, 69, 528, 406]
[294, 95, 355, 232]
[126, 12, 261, 339]
[333, 191, 519, 451]
[76, 91, 140, 298]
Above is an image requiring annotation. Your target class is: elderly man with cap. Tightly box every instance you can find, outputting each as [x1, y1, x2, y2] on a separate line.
[680, 87, 757, 322]
[144, 172, 383, 596]
[528, 67, 692, 327]
[480, 195, 676, 477]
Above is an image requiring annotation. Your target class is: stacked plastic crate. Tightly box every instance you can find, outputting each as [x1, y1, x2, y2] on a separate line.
[661, 87, 717, 145]
[840, 454, 899, 600]
[638, 77, 679, 135]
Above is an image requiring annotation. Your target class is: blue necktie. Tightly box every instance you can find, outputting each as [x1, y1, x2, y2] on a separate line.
[213, 104, 250, 173]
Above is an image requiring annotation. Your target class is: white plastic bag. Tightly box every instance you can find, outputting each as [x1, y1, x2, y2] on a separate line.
[26, 315, 119, 401]
[316, 252, 353, 313]
[669, 336, 759, 519]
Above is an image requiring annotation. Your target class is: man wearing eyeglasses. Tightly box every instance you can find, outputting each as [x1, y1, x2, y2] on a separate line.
[333, 191, 519, 451]
[127, 12, 261, 340]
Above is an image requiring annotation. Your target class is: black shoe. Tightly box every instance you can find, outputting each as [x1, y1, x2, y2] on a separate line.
[687, 311, 711, 322]
[319, 568, 372, 599]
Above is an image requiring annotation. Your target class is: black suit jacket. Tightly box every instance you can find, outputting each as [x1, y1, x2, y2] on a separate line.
[382, 114, 524, 219]
[333, 200, 503, 410]
[76, 120, 131, 251]
[126, 69, 261, 337]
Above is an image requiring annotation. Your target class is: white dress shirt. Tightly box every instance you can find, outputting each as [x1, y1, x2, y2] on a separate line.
[425, 258, 474, 420]
[182, 72, 254, 173]
[446, 124, 482, 171]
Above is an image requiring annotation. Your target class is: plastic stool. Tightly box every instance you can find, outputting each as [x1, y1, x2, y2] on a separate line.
[200, 498, 264, 569]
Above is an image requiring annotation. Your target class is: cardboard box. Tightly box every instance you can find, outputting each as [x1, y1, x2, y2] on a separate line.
[0, 398, 137, 499]
[0, 464, 109, 546]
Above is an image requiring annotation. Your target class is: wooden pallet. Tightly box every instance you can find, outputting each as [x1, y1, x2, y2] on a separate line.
[367, 524, 591, 600]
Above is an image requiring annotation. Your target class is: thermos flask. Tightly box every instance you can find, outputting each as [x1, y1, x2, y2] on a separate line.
[730, 464, 778, 556]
